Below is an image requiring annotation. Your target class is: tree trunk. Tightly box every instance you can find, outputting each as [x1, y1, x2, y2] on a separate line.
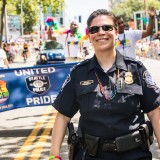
[0, 0, 7, 47]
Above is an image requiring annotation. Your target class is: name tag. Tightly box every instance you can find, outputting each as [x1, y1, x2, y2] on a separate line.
[80, 80, 94, 85]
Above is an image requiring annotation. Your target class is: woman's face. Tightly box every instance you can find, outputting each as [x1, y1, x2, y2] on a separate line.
[88, 15, 117, 52]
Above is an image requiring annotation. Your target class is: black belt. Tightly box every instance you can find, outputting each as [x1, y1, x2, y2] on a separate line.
[84, 130, 143, 155]
[103, 130, 143, 152]
[83, 122, 153, 156]
[102, 140, 117, 152]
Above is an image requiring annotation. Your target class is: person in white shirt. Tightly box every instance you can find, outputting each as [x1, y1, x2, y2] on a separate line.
[0, 48, 10, 69]
[115, 7, 156, 59]
[48, 21, 83, 62]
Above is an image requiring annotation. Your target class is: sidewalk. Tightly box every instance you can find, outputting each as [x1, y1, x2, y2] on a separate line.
[137, 56, 160, 87]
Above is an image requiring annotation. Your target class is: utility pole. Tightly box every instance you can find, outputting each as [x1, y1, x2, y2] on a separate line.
[4, 5, 8, 42]
[39, 4, 43, 40]
[144, 0, 147, 16]
[21, 0, 24, 36]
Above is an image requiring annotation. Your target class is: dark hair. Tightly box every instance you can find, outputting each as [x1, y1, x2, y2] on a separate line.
[87, 9, 117, 29]
[115, 16, 124, 22]
[115, 15, 121, 20]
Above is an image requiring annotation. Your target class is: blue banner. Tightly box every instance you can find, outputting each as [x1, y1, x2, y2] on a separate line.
[0, 62, 77, 112]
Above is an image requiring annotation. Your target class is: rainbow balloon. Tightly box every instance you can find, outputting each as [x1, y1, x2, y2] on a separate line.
[45, 17, 54, 27]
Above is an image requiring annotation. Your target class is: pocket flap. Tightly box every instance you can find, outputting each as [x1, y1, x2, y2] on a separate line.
[117, 84, 143, 95]
[76, 84, 98, 96]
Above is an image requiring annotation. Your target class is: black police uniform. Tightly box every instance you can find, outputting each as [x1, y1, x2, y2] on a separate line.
[53, 51, 160, 160]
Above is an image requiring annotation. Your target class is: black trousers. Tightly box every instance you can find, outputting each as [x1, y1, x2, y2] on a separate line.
[75, 147, 152, 160]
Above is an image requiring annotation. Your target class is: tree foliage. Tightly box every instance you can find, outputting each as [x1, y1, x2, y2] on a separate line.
[112, 0, 160, 22]
[0, 0, 64, 45]
[15, 0, 39, 34]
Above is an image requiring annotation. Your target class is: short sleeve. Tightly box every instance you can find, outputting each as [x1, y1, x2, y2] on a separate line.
[139, 64, 160, 113]
[130, 30, 142, 42]
[52, 70, 79, 118]
[0, 49, 7, 59]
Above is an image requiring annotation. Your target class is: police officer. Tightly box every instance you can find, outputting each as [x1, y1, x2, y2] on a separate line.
[49, 9, 160, 160]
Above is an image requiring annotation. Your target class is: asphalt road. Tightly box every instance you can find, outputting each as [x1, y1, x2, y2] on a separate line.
[0, 54, 160, 160]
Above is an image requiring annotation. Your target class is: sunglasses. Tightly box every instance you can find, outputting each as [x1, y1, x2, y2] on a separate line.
[88, 25, 115, 34]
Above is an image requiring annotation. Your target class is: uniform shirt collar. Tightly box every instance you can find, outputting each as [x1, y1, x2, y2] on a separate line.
[115, 50, 127, 71]
[88, 50, 127, 72]
[88, 55, 103, 72]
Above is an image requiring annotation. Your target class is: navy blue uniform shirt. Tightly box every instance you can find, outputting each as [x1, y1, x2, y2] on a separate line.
[53, 51, 160, 139]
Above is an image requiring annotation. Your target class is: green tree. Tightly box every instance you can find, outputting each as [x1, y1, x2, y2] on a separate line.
[15, 0, 39, 34]
[112, 0, 160, 22]
[0, 0, 64, 46]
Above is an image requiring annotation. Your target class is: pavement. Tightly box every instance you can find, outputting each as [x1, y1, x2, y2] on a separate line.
[9, 52, 37, 68]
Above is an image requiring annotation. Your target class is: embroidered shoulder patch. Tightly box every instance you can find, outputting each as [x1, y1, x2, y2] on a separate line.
[143, 70, 157, 88]
[61, 74, 71, 91]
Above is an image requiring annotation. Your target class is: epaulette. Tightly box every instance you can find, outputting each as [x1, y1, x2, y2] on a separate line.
[71, 59, 90, 71]
[124, 56, 143, 66]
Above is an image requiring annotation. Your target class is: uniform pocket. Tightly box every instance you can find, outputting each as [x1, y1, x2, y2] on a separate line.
[113, 84, 143, 114]
[76, 84, 98, 114]
[117, 83, 143, 95]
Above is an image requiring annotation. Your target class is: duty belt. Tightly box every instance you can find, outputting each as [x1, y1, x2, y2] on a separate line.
[102, 130, 142, 152]
[85, 130, 143, 155]
[84, 122, 153, 157]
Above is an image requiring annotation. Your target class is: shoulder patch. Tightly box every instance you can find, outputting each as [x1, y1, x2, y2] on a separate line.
[143, 70, 158, 90]
[61, 74, 71, 91]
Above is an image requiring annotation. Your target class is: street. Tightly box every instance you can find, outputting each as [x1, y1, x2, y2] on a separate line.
[0, 55, 160, 160]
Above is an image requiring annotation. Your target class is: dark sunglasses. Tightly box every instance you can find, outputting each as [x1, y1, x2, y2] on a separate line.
[88, 25, 115, 34]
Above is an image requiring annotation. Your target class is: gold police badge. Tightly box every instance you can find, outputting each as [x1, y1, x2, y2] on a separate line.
[124, 72, 133, 84]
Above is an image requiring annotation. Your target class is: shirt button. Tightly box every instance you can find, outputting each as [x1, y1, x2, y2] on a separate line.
[129, 90, 132, 93]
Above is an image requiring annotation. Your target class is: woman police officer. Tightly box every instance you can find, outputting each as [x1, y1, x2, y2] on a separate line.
[49, 9, 160, 160]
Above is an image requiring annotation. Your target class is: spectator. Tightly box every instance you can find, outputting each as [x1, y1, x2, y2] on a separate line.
[0, 48, 10, 69]
[47, 21, 84, 62]
[115, 7, 156, 59]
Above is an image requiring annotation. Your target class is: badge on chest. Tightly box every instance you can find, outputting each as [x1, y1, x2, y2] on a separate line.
[116, 71, 134, 90]
[124, 72, 133, 84]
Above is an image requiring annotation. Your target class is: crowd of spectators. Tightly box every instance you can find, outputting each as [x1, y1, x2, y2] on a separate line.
[136, 38, 160, 59]
[2, 40, 41, 64]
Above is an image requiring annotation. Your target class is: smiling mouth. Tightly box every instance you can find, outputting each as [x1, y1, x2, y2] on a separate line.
[96, 38, 109, 42]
